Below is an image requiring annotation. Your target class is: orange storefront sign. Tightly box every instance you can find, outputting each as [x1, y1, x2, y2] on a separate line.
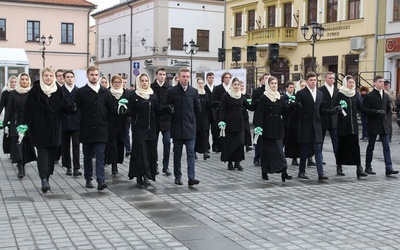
[386, 38, 400, 53]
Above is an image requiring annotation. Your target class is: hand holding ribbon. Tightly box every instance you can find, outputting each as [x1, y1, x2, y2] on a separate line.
[218, 121, 226, 137]
[16, 124, 28, 144]
[253, 127, 263, 145]
[118, 98, 129, 115]
[339, 100, 347, 116]
[288, 95, 296, 102]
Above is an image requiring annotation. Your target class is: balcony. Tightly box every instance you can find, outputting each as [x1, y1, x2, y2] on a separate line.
[247, 27, 298, 45]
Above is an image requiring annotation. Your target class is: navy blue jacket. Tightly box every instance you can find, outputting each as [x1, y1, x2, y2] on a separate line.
[61, 85, 80, 131]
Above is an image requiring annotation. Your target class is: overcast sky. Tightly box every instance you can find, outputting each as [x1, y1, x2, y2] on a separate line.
[89, 0, 120, 25]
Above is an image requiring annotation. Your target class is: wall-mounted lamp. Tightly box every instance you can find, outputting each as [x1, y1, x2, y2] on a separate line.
[141, 37, 171, 54]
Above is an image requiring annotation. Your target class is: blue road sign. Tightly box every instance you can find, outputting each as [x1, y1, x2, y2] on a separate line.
[133, 62, 140, 69]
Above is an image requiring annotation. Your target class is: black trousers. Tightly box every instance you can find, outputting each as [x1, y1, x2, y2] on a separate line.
[37, 147, 57, 180]
[61, 130, 80, 170]
[210, 120, 219, 151]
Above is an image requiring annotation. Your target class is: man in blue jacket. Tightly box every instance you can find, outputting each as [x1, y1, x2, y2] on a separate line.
[165, 68, 201, 186]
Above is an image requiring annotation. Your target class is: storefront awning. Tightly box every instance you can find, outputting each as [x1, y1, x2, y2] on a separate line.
[0, 48, 29, 65]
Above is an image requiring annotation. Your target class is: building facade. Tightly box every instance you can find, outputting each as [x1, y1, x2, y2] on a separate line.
[0, 0, 96, 86]
[92, 0, 224, 87]
[225, 0, 393, 91]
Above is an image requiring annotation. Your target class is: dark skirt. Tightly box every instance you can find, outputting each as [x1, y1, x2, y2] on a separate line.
[261, 138, 287, 173]
[244, 119, 252, 146]
[11, 137, 37, 164]
[195, 130, 208, 153]
[337, 134, 361, 166]
[221, 131, 244, 162]
[284, 128, 301, 158]
[105, 136, 124, 165]
[3, 132, 11, 154]
[128, 139, 157, 181]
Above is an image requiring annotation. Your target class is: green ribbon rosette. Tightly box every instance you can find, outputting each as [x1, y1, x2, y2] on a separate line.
[118, 98, 129, 114]
[247, 99, 252, 105]
[289, 95, 296, 102]
[16, 124, 28, 144]
[253, 126, 263, 145]
[218, 121, 226, 137]
[339, 100, 347, 116]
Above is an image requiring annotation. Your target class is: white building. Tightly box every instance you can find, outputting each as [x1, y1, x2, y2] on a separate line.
[92, 0, 224, 87]
[384, 0, 400, 91]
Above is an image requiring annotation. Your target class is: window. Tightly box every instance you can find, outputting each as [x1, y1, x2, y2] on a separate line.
[61, 23, 74, 44]
[394, 0, 400, 20]
[118, 35, 121, 55]
[101, 39, 104, 58]
[0, 19, 5, 40]
[326, 0, 338, 23]
[308, 0, 317, 24]
[108, 38, 112, 57]
[171, 28, 184, 50]
[197, 29, 209, 51]
[248, 10, 255, 31]
[122, 34, 126, 54]
[348, 0, 360, 20]
[283, 3, 292, 27]
[27, 20, 40, 42]
[235, 12, 242, 36]
[268, 6, 276, 27]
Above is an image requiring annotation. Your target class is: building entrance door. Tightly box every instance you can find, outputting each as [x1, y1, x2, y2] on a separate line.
[270, 58, 290, 92]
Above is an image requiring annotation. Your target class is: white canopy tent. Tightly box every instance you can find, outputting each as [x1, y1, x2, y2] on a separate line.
[0, 48, 29, 89]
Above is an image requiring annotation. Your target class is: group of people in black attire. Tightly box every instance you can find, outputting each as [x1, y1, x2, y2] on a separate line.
[0, 66, 398, 193]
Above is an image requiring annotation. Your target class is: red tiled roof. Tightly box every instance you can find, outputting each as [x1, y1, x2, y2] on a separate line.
[9, 0, 96, 8]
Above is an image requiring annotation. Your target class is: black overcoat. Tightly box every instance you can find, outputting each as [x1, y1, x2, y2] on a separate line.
[128, 92, 159, 141]
[61, 85, 80, 131]
[74, 84, 116, 143]
[165, 84, 201, 140]
[296, 87, 335, 143]
[254, 95, 286, 139]
[107, 89, 130, 141]
[363, 89, 392, 135]
[23, 84, 65, 147]
[151, 80, 172, 131]
[318, 85, 339, 129]
[4, 91, 29, 138]
[196, 93, 210, 132]
[0, 90, 11, 114]
[218, 93, 245, 133]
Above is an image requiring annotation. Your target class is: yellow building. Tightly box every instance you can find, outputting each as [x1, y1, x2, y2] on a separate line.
[225, 0, 388, 90]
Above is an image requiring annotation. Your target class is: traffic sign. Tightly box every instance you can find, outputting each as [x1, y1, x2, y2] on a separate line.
[133, 69, 139, 76]
[133, 62, 140, 69]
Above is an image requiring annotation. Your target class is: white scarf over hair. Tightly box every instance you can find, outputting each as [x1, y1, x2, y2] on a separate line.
[40, 69, 57, 97]
[14, 73, 32, 94]
[264, 81, 281, 102]
[227, 80, 242, 99]
[110, 85, 124, 99]
[135, 73, 154, 100]
[5, 76, 16, 92]
[339, 75, 356, 97]
[197, 85, 206, 95]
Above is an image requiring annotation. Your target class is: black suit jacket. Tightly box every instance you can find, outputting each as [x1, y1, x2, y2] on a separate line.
[363, 89, 391, 135]
[318, 85, 339, 129]
[205, 84, 217, 122]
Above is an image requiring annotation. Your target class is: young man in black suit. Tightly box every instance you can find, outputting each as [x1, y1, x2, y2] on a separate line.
[205, 72, 218, 153]
[318, 72, 341, 174]
[363, 75, 399, 176]
[295, 72, 341, 180]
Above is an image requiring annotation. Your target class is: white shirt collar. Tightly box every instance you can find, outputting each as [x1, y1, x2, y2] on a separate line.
[324, 82, 334, 97]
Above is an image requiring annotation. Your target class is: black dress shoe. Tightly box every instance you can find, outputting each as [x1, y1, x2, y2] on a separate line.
[281, 168, 292, 182]
[97, 182, 108, 190]
[85, 180, 94, 188]
[163, 168, 172, 176]
[262, 173, 269, 180]
[246, 145, 252, 152]
[136, 177, 143, 185]
[291, 158, 299, 166]
[322, 161, 326, 165]
[66, 168, 72, 176]
[298, 172, 309, 179]
[336, 165, 345, 176]
[195, 154, 198, 160]
[125, 151, 131, 157]
[73, 169, 82, 176]
[234, 162, 243, 171]
[365, 167, 376, 175]
[386, 169, 399, 176]
[143, 176, 150, 188]
[188, 179, 200, 186]
[112, 164, 118, 175]
[175, 179, 183, 185]
[307, 158, 316, 166]
[253, 160, 260, 166]
[41, 179, 50, 193]
[318, 174, 329, 180]
[203, 153, 210, 160]
[228, 162, 234, 170]
[356, 165, 368, 179]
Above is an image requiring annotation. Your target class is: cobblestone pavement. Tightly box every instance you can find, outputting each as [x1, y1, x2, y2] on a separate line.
[1, 120, 400, 249]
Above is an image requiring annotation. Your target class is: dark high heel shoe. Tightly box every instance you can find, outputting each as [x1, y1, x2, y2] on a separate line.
[143, 176, 149, 188]
[136, 177, 143, 186]
[227, 162, 234, 170]
[262, 172, 269, 180]
[356, 165, 368, 179]
[203, 153, 210, 160]
[281, 168, 292, 182]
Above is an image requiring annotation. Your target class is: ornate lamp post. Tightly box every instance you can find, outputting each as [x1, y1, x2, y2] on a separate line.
[36, 34, 53, 68]
[300, 21, 324, 72]
[183, 39, 199, 86]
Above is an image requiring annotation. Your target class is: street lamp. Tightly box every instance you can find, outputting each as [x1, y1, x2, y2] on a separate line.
[35, 34, 53, 68]
[183, 39, 199, 86]
[141, 37, 171, 54]
[300, 21, 324, 72]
